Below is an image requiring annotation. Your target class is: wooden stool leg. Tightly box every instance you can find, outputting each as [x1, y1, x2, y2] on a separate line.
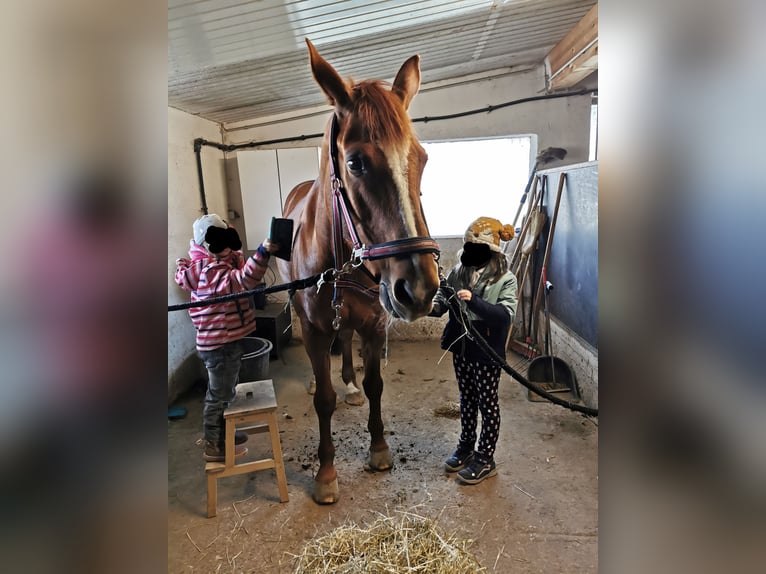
[207, 473, 218, 518]
[268, 413, 289, 502]
[225, 419, 235, 467]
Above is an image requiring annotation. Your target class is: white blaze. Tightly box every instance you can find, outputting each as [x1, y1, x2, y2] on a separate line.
[385, 142, 417, 236]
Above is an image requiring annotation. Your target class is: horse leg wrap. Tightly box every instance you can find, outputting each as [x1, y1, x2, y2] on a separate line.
[312, 477, 340, 504]
[366, 447, 393, 471]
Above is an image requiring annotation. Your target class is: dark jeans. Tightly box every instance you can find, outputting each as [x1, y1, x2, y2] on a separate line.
[198, 340, 244, 444]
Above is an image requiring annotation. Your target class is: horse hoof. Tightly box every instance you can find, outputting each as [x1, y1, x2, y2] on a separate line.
[308, 378, 316, 395]
[366, 447, 393, 472]
[344, 383, 364, 406]
[312, 478, 339, 504]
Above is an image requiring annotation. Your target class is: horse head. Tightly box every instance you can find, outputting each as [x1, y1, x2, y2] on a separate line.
[307, 39, 440, 322]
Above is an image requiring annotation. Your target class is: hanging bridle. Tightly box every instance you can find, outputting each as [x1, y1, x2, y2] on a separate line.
[324, 114, 441, 329]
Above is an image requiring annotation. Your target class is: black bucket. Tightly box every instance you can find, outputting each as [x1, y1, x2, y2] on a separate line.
[239, 337, 273, 382]
[527, 356, 580, 400]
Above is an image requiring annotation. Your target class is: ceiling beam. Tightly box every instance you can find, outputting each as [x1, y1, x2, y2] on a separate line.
[545, 3, 597, 90]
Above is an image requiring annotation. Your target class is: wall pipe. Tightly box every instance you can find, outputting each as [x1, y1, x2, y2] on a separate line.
[193, 88, 597, 154]
[193, 138, 209, 215]
[191, 88, 596, 215]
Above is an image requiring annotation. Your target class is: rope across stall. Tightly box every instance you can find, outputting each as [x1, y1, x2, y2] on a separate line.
[168, 274, 598, 417]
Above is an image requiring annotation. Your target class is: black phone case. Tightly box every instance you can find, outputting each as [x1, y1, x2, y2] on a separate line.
[269, 217, 294, 261]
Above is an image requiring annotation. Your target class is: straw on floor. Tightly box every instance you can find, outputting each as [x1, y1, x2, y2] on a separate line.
[292, 510, 486, 573]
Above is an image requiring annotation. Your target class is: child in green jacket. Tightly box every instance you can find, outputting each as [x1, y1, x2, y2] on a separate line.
[431, 217, 518, 484]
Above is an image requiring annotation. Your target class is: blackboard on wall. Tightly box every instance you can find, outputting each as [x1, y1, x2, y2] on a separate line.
[536, 162, 598, 349]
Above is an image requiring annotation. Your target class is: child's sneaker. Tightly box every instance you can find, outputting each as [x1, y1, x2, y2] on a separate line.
[457, 456, 497, 484]
[444, 447, 474, 472]
[203, 440, 248, 462]
[234, 431, 248, 445]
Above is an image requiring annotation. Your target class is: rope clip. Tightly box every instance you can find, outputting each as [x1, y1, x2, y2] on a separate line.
[332, 300, 343, 331]
[317, 268, 337, 293]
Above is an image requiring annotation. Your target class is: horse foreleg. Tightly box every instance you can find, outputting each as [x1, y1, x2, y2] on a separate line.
[339, 330, 364, 406]
[304, 330, 340, 504]
[360, 331, 392, 471]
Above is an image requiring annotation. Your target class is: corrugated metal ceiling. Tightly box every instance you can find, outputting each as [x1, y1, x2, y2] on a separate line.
[169, 0, 596, 125]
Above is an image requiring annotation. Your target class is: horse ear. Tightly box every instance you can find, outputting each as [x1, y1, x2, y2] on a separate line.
[392, 54, 421, 110]
[306, 38, 351, 112]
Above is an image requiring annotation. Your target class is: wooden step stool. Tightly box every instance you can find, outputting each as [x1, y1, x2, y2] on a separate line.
[205, 379, 289, 517]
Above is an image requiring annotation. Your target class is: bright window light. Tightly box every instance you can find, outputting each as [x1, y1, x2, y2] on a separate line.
[420, 137, 532, 236]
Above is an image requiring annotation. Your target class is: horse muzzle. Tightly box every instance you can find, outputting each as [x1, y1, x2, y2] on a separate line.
[379, 255, 439, 321]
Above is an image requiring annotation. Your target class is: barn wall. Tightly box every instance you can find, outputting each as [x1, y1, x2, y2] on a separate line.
[223, 65, 592, 163]
[410, 66, 591, 162]
[550, 317, 598, 408]
[168, 107, 229, 402]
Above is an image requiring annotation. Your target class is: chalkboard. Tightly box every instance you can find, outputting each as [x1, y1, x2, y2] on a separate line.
[535, 162, 598, 349]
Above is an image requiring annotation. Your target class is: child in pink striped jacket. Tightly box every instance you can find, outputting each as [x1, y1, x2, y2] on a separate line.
[175, 214, 278, 462]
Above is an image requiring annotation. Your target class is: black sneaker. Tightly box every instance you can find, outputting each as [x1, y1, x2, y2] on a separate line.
[457, 456, 497, 484]
[444, 448, 474, 472]
[234, 431, 248, 445]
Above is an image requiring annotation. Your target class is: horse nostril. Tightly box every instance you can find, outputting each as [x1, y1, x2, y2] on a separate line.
[393, 278, 415, 307]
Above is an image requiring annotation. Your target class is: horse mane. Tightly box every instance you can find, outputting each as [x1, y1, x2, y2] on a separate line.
[350, 80, 413, 145]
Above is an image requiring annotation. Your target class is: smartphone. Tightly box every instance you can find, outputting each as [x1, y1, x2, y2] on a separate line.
[269, 217, 294, 261]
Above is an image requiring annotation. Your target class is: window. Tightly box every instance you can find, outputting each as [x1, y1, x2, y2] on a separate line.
[420, 137, 533, 237]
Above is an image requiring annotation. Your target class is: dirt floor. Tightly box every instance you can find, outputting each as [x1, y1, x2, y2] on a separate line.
[168, 339, 598, 573]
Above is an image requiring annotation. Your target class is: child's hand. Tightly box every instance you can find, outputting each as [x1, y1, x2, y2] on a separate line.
[263, 238, 279, 254]
[456, 289, 473, 302]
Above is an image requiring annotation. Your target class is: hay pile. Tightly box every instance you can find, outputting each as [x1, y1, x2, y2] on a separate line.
[292, 511, 486, 573]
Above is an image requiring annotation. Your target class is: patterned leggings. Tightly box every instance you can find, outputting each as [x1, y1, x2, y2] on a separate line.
[453, 354, 502, 460]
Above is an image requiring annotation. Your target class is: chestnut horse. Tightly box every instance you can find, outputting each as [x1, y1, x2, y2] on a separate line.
[277, 40, 441, 504]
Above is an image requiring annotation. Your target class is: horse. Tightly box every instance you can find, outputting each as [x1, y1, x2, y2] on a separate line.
[277, 39, 441, 504]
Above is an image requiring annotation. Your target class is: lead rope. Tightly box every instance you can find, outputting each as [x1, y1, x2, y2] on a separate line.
[438, 279, 598, 416]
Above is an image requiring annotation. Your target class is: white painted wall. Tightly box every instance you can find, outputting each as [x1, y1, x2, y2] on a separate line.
[412, 67, 590, 163]
[168, 107, 228, 402]
[223, 66, 591, 165]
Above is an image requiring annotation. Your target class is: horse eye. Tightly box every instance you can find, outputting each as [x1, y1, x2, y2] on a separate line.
[345, 154, 366, 176]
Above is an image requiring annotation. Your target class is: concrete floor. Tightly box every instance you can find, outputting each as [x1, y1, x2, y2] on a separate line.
[168, 339, 598, 573]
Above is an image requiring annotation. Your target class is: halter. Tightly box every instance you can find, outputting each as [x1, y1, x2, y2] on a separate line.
[325, 114, 441, 329]
[329, 114, 440, 267]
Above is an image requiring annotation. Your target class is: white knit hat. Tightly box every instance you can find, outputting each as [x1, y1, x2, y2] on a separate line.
[192, 214, 227, 251]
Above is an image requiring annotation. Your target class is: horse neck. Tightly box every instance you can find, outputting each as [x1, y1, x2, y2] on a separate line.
[307, 148, 338, 268]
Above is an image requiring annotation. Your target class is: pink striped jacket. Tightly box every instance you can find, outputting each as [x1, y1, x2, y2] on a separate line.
[175, 241, 270, 351]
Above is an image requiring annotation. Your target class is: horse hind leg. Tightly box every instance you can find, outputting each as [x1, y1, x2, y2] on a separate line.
[360, 330, 393, 472]
[309, 332, 362, 404]
[339, 330, 364, 406]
